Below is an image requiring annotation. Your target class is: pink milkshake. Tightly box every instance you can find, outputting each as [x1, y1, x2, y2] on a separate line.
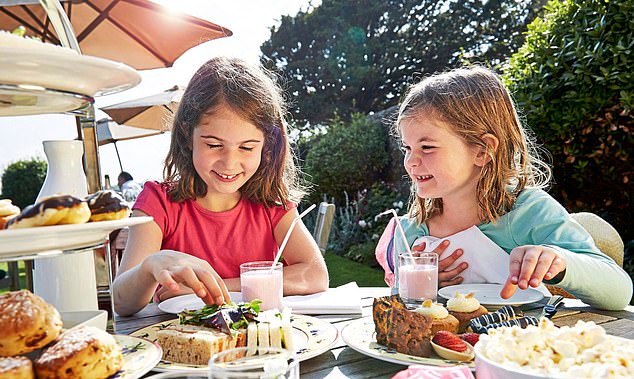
[398, 253, 438, 304]
[240, 261, 283, 311]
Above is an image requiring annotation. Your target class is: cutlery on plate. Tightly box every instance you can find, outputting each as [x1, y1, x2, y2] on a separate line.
[539, 295, 564, 320]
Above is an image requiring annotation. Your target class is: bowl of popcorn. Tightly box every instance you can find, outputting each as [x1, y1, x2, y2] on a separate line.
[474, 318, 634, 379]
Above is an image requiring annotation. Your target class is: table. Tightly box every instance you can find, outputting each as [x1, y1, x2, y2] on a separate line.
[114, 287, 634, 378]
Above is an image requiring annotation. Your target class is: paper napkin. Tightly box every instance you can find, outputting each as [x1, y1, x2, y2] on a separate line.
[282, 282, 362, 314]
[412, 226, 550, 296]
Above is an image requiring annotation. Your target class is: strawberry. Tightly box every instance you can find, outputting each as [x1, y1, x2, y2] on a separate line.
[432, 331, 467, 352]
[460, 332, 480, 346]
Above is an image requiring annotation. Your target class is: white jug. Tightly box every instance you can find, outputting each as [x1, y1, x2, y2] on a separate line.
[33, 140, 98, 312]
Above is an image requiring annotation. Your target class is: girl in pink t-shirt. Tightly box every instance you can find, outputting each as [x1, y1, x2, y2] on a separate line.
[112, 57, 329, 316]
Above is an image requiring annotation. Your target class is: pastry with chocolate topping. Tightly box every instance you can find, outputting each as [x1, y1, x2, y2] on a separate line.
[34, 326, 122, 379]
[0, 356, 33, 379]
[5, 195, 90, 229]
[85, 190, 130, 222]
[0, 290, 62, 356]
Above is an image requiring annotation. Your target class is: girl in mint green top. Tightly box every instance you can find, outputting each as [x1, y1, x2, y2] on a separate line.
[376, 66, 631, 310]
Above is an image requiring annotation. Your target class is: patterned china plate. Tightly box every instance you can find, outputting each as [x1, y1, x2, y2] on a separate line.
[114, 335, 163, 379]
[130, 314, 338, 372]
[341, 316, 475, 369]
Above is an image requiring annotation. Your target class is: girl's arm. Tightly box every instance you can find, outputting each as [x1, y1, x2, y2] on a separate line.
[501, 190, 632, 310]
[273, 208, 329, 295]
[112, 210, 230, 316]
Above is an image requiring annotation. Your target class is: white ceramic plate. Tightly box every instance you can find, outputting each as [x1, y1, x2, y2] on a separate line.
[158, 293, 242, 314]
[341, 317, 475, 368]
[115, 334, 163, 379]
[130, 314, 338, 372]
[0, 217, 153, 258]
[0, 47, 141, 97]
[438, 284, 543, 307]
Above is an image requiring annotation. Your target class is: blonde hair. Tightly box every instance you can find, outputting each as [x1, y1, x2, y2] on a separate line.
[394, 66, 551, 224]
[164, 57, 306, 206]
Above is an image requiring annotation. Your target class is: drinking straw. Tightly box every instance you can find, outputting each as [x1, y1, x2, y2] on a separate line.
[376, 209, 412, 256]
[272, 203, 317, 267]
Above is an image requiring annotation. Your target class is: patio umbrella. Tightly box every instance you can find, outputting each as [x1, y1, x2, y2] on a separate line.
[100, 84, 181, 131]
[96, 118, 163, 171]
[0, 0, 232, 69]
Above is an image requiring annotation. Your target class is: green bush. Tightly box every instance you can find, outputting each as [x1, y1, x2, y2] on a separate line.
[1, 158, 47, 209]
[504, 0, 634, 240]
[303, 113, 390, 204]
[327, 181, 409, 257]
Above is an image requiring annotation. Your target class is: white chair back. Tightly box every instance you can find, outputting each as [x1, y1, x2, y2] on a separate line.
[313, 202, 335, 254]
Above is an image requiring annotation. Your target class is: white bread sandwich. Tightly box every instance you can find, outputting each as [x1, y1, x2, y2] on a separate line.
[157, 301, 295, 365]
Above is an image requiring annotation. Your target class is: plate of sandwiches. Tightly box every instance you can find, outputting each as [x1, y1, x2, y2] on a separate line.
[0, 290, 162, 379]
[130, 302, 338, 373]
[342, 294, 541, 368]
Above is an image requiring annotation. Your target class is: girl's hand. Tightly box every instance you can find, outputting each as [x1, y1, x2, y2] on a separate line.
[142, 250, 230, 305]
[500, 245, 566, 299]
[412, 240, 468, 288]
[154, 283, 194, 303]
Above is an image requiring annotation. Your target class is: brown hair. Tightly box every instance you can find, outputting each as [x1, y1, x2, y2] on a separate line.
[394, 66, 551, 224]
[164, 57, 306, 206]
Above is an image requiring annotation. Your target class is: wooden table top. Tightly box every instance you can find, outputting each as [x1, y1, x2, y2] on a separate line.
[113, 287, 634, 379]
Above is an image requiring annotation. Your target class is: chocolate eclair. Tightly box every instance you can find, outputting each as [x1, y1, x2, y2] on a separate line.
[85, 190, 130, 222]
[5, 194, 90, 229]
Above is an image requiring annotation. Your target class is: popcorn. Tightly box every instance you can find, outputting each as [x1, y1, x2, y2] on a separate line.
[479, 318, 634, 378]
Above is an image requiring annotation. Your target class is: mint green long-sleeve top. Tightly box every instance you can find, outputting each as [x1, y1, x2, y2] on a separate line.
[391, 188, 632, 310]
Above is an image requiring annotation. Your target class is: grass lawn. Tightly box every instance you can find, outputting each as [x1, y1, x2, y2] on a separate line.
[324, 253, 388, 288]
[0, 261, 27, 293]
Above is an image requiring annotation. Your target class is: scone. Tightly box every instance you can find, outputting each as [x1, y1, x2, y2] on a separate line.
[0, 199, 20, 229]
[413, 299, 459, 335]
[0, 356, 33, 379]
[157, 324, 247, 365]
[446, 292, 488, 333]
[5, 195, 90, 229]
[34, 326, 122, 379]
[0, 290, 63, 356]
[85, 190, 130, 222]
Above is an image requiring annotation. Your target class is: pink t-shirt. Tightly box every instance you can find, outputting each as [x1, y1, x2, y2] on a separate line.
[133, 181, 295, 278]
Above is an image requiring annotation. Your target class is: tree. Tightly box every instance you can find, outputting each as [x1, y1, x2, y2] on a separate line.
[303, 113, 389, 202]
[1, 158, 47, 209]
[504, 0, 634, 240]
[262, 0, 546, 128]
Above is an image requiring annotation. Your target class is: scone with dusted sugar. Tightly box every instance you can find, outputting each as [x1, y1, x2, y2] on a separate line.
[157, 324, 247, 365]
[34, 326, 122, 379]
[447, 292, 488, 333]
[414, 299, 459, 335]
[0, 290, 63, 356]
[0, 356, 33, 379]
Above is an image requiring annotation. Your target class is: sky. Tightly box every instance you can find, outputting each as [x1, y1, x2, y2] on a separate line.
[0, 0, 315, 190]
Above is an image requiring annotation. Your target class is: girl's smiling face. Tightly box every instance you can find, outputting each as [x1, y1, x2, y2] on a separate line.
[192, 103, 264, 202]
[400, 112, 482, 204]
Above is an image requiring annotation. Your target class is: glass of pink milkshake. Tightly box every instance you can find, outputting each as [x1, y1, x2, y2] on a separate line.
[398, 253, 438, 305]
[240, 261, 283, 311]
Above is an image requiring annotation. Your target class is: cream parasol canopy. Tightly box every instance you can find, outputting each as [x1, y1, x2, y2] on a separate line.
[0, 0, 232, 69]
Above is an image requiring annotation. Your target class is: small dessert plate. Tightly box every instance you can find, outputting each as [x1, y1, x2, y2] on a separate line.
[430, 340, 475, 362]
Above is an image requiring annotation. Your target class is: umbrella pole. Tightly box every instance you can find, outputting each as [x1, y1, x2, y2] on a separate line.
[113, 141, 123, 172]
